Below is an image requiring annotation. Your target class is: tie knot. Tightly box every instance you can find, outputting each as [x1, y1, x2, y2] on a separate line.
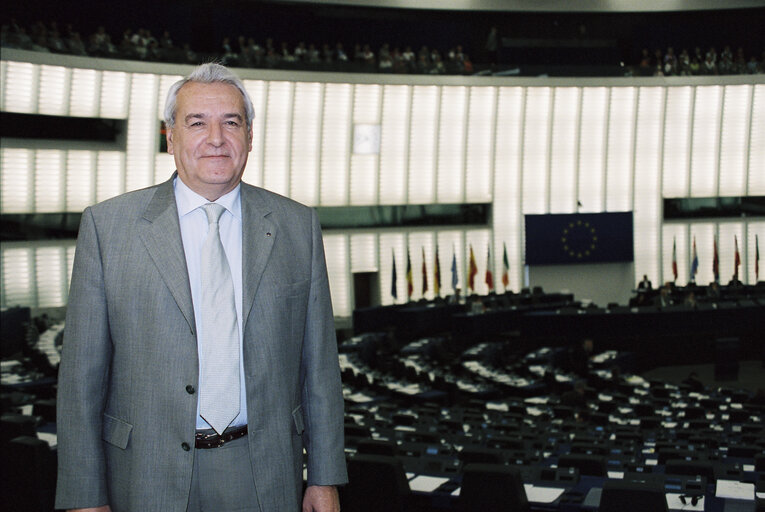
[202, 203, 226, 225]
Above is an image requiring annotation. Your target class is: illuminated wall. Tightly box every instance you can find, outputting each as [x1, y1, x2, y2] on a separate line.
[1, 49, 764, 317]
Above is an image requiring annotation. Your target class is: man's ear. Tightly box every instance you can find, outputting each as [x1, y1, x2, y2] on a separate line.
[166, 127, 174, 155]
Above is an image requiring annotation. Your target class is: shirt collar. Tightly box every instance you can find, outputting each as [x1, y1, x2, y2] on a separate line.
[174, 175, 241, 220]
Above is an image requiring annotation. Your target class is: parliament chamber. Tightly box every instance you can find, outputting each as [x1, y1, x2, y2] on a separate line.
[2, 1, 765, 511]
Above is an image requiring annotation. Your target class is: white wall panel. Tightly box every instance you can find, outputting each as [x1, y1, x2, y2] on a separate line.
[350, 84, 380, 205]
[1, 246, 34, 307]
[718, 85, 751, 196]
[690, 86, 722, 197]
[549, 87, 580, 213]
[465, 87, 496, 204]
[96, 151, 125, 202]
[69, 68, 99, 117]
[38, 65, 69, 116]
[99, 71, 129, 118]
[321, 83, 352, 205]
[125, 73, 158, 192]
[1, 148, 34, 213]
[3, 61, 37, 113]
[748, 85, 765, 195]
[578, 87, 607, 213]
[633, 87, 664, 283]
[35, 246, 66, 307]
[323, 233, 350, 317]
[379, 85, 410, 205]
[290, 82, 322, 205]
[408, 86, 439, 204]
[494, 87, 524, 291]
[262, 81, 293, 197]
[66, 150, 96, 212]
[605, 87, 635, 212]
[436, 86, 467, 203]
[242, 79, 266, 187]
[522, 87, 551, 214]
[350, 233, 378, 273]
[35, 149, 65, 213]
[662, 86, 692, 198]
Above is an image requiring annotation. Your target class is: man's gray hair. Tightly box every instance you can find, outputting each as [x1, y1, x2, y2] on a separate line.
[163, 62, 255, 131]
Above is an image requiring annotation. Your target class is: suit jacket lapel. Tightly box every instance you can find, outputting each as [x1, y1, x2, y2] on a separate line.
[241, 185, 275, 330]
[138, 176, 196, 332]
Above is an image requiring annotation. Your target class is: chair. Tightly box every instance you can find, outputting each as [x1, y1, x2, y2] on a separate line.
[342, 454, 410, 512]
[599, 479, 668, 512]
[459, 463, 528, 512]
[665, 459, 715, 482]
[557, 453, 607, 477]
[356, 438, 397, 457]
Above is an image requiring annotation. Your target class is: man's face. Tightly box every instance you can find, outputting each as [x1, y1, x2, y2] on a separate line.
[167, 81, 252, 200]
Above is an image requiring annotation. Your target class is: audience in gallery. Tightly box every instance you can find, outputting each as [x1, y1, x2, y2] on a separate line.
[3, 18, 762, 77]
[0, 19, 475, 75]
[635, 44, 764, 76]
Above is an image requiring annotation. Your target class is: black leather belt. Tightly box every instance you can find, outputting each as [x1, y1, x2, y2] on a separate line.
[195, 425, 248, 449]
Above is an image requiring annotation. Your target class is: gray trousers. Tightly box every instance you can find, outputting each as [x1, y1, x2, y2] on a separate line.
[186, 436, 259, 512]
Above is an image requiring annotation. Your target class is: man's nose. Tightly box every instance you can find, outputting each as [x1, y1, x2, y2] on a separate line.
[206, 123, 224, 146]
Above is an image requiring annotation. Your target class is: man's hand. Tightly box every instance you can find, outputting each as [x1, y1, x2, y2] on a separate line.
[302, 485, 340, 512]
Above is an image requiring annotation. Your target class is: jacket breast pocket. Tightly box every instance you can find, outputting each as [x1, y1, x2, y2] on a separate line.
[102, 413, 133, 450]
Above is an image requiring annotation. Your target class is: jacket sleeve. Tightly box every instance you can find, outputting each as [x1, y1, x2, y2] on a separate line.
[299, 208, 348, 487]
[55, 207, 112, 509]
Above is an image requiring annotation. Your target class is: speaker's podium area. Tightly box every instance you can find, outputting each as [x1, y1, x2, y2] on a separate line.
[3, 285, 765, 511]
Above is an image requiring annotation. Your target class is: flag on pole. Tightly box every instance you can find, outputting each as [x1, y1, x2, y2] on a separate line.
[501, 242, 510, 290]
[406, 249, 413, 300]
[433, 245, 441, 296]
[713, 237, 719, 283]
[468, 245, 478, 292]
[391, 249, 398, 299]
[451, 248, 458, 292]
[485, 244, 494, 292]
[756, 234, 760, 281]
[690, 237, 698, 282]
[672, 237, 678, 282]
[734, 235, 741, 280]
[421, 247, 428, 294]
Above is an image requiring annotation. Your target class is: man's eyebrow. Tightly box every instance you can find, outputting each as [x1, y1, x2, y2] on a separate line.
[223, 113, 244, 121]
[184, 113, 206, 123]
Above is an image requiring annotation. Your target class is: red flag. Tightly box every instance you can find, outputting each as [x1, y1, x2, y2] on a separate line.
[468, 245, 478, 292]
[406, 249, 413, 300]
[433, 245, 441, 296]
[734, 235, 741, 280]
[421, 247, 428, 294]
[501, 242, 510, 290]
[672, 237, 678, 282]
[485, 245, 494, 292]
[713, 237, 719, 283]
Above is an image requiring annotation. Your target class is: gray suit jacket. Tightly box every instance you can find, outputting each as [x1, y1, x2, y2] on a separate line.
[55, 175, 347, 511]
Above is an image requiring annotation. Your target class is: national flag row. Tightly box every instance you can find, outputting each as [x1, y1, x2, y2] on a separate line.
[671, 234, 760, 284]
[391, 243, 512, 300]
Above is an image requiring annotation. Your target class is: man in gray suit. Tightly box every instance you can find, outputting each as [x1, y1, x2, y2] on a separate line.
[55, 63, 347, 511]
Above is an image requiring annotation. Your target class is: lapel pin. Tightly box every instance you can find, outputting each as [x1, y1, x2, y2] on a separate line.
[266, 232, 272, 237]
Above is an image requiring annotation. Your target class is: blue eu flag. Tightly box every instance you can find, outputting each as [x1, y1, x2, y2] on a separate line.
[525, 212, 633, 265]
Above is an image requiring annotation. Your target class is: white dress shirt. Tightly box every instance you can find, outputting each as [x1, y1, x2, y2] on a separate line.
[174, 176, 247, 430]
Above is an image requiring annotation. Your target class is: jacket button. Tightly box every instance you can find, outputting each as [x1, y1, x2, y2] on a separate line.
[186, 385, 195, 394]
[181, 442, 191, 451]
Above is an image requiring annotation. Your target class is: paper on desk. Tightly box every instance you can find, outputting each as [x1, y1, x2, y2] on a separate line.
[715, 480, 754, 500]
[451, 485, 563, 503]
[36, 431, 57, 448]
[523, 484, 565, 504]
[408, 475, 450, 492]
[666, 493, 704, 511]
